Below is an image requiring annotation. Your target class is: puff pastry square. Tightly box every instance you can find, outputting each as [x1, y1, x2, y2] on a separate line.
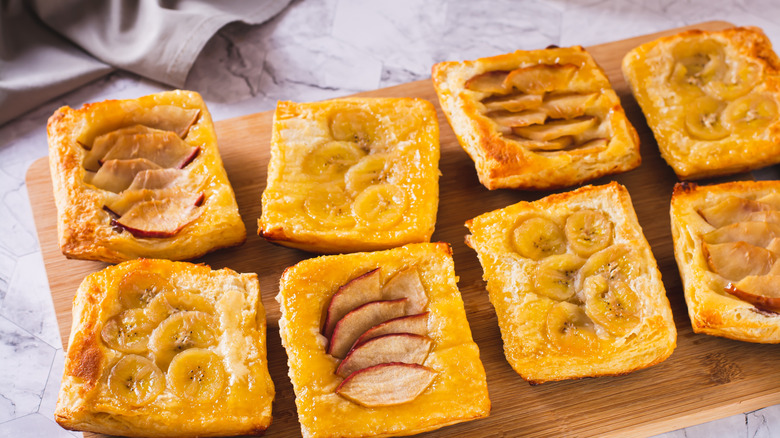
[277, 242, 490, 437]
[465, 182, 676, 383]
[670, 180, 780, 342]
[47, 90, 246, 263]
[55, 259, 275, 437]
[622, 26, 780, 180]
[259, 98, 440, 254]
[432, 46, 640, 190]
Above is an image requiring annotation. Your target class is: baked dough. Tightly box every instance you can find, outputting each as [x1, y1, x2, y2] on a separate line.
[259, 98, 440, 254]
[47, 90, 246, 263]
[465, 182, 676, 383]
[55, 259, 275, 437]
[432, 46, 640, 190]
[670, 180, 780, 342]
[622, 26, 780, 180]
[277, 242, 490, 437]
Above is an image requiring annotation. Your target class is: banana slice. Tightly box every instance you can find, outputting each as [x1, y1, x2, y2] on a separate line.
[579, 244, 641, 288]
[117, 271, 175, 310]
[721, 93, 779, 132]
[149, 311, 219, 370]
[670, 38, 726, 94]
[167, 348, 226, 403]
[303, 183, 355, 228]
[684, 96, 730, 140]
[545, 301, 598, 355]
[108, 354, 165, 406]
[329, 109, 377, 147]
[565, 209, 613, 257]
[583, 275, 641, 337]
[352, 183, 406, 228]
[101, 308, 162, 354]
[705, 61, 762, 100]
[145, 289, 216, 323]
[533, 253, 585, 301]
[345, 154, 390, 196]
[511, 217, 566, 260]
[303, 141, 365, 177]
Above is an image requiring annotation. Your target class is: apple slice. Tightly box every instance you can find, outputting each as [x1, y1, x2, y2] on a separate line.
[465, 71, 511, 94]
[699, 196, 774, 228]
[503, 63, 578, 94]
[540, 92, 599, 119]
[327, 299, 407, 359]
[141, 106, 201, 138]
[726, 275, 780, 312]
[523, 136, 575, 152]
[336, 333, 432, 378]
[353, 312, 429, 347]
[703, 241, 776, 282]
[512, 116, 597, 142]
[758, 193, 780, 210]
[483, 93, 543, 112]
[336, 363, 436, 407]
[99, 125, 199, 169]
[382, 267, 428, 314]
[323, 268, 382, 338]
[116, 191, 204, 238]
[90, 158, 161, 193]
[126, 168, 184, 191]
[492, 110, 547, 128]
[703, 221, 780, 247]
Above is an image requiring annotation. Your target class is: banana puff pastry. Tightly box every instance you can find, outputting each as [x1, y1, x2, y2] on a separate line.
[47, 90, 246, 263]
[55, 259, 275, 437]
[259, 98, 440, 254]
[671, 180, 780, 342]
[466, 182, 676, 383]
[432, 46, 640, 190]
[277, 242, 490, 437]
[623, 26, 780, 180]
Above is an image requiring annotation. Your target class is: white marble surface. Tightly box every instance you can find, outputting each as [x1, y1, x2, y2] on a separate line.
[1, 0, 780, 437]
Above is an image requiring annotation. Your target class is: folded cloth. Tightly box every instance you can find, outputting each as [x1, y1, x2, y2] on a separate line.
[0, 0, 291, 126]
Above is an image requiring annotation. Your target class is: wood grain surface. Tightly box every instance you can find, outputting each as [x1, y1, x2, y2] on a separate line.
[27, 21, 780, 438]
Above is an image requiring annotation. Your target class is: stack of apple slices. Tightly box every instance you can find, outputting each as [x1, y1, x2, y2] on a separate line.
[79, 106, 206, 238]
[323, 267, 437, 407]
[698, 194, 780, 311]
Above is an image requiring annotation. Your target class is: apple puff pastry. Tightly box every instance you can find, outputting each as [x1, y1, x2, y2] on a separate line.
[466, 182, 676, 383]
[259, 98, 440, 254]
[47, 90, 246, 263]
[623, 26, 780, 180]
[55, 259, 275, 437]
[277, 242, 490, 437]
[432, 46, 640, 190]
[671, 180, 780, 342]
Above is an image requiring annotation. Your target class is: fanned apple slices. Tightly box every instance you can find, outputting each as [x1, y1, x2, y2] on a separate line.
[78, 111, 205, 239]
[323, 266, 435, 407]
[698, 194, 780, 312]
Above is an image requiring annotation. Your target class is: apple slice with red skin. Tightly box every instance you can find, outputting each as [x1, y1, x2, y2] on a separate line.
[89, 158, 161, 193]
[99, 125, 199, 169]
[142, 106, 201, 138]
[126, 168, 184, 191]
[327, 298, 406, 359]
[323, 268, 382, 338]
[703, 241, 776, 282]
[382, 267, 428, 314]
[336, 333, 432, 378]
[699, 196, 775, 228]
[116, 192, 204, 238]
[336, 362, 436, 407]
[352, 312, 428, 348]
[726, 275, 780, 312]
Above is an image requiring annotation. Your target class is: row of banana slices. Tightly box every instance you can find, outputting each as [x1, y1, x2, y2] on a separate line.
[511, 211, 645, 353]
[299, 111, 408, 229]
[101, 271, 226, 406]
[465, 64, 608, 152]
[671, 38, 778, 141]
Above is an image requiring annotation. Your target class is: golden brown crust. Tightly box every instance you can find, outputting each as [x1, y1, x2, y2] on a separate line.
[47, 90, 246, 263]
[432, 46, 641, 190]
[622, 26, 780, 179]
[670, 180, 780, 342]
[258, 97, 440, 254]
[277, 242, 490, 437]
[55, 259, 274, 437]
[465, 182, 676, 383]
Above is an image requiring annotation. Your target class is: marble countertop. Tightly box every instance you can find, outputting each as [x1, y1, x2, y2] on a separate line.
[2, 1, 780, 437]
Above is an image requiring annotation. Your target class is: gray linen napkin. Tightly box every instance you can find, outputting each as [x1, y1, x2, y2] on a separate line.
[0, 0, 291, 125]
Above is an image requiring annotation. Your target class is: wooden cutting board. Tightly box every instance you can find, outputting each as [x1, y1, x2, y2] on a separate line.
[27, 21, 780, 438]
